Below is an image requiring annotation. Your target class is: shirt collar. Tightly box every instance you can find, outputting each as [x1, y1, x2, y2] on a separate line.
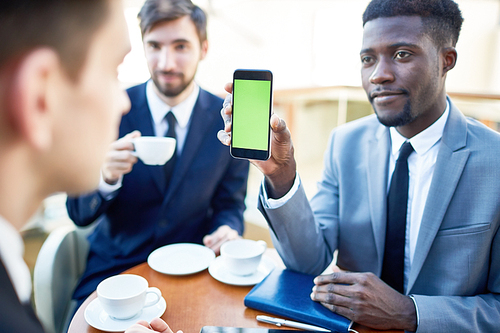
[0, 215, 31, 303]
[146, 80, 200, 129]
[390, 99, 450, 156]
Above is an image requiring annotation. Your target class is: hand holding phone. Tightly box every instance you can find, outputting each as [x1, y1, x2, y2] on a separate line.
[218, 73, 297, 199]
[230, 69, 273, 160]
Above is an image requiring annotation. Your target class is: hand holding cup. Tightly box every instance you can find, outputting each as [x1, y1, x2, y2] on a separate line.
[131, 137, 176, 166]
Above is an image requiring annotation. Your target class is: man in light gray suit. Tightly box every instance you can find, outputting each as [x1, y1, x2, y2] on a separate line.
[219, 0, 500, 331]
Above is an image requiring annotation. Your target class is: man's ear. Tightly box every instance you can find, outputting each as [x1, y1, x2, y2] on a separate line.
[442, 47, 457, 76]
[200, 40, 208, 61]
[7, 48, 60, 151]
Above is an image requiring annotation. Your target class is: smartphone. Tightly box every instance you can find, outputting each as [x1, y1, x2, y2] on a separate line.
[231, 69, 273, 160]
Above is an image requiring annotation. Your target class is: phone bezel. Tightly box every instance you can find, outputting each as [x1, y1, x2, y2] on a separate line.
[230, 69, 273, 161]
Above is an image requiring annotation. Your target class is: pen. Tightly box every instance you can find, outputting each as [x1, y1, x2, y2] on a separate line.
[256, 315, 331, 332]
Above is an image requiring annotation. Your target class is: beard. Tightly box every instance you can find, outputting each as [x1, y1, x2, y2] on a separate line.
[373, 98, 416, 128]
[151, 70, 195, 98]
[367, 87, 416, 128]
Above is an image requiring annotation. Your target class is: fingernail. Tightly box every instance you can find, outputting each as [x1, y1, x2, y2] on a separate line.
[310, 292, 315, 300]
[312, 286, 317, 292]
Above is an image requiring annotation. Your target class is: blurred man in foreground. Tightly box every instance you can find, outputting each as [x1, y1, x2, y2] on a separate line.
[0, 0, 178, 332]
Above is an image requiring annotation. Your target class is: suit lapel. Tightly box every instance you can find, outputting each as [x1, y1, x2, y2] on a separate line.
[127, 83, 166, 194]
[0, 259, 44, 332]
[163, 90, 215, 205]
[367, 124, 391, 273]
[407, 101, 470, 292]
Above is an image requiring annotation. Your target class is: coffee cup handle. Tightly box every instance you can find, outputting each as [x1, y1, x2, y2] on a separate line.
[130, 139, 138, 157]
[257, 240, 267, 250]
[130, 141, 138, 157]
[144, 287, 162, 307]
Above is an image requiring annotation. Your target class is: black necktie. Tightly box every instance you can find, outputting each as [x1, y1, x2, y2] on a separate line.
[163, 111, 177, 188]
[381, 141, 414, 293]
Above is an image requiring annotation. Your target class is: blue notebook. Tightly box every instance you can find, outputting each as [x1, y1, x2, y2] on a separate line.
[244, 268, 353, 333]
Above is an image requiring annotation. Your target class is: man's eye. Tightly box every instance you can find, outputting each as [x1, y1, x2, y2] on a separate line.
[394, 51, 411, 60]
[361, 56, 374, 65]
[147, 42, 160, 50]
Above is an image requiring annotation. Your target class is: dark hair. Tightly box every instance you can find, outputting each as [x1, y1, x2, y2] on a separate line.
[0, 0, 109, 80]
[362, 0, 464, 47]
[138, 0, 207, 44]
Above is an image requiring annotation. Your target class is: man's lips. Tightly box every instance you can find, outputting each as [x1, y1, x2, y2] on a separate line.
[369, 90, 407, 104]
[156, 72, 183, 80]
[370, 90, 405, 99]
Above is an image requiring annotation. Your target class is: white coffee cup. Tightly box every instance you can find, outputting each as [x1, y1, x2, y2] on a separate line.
[220, 239, 267, 276]
[131, 137, 176, 165]
[96, 274, 162, 320]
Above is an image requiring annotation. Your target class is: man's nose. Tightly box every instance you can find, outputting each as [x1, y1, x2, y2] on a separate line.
[369, 57, 395, 85]
[157, 48, 176, 72]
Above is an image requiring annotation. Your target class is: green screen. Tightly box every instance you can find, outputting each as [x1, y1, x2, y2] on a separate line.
[232, 79, 271, 150]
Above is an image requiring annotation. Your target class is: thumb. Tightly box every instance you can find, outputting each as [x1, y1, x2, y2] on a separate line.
[224, 82, 233, 94]
[149, 318, 173, 333]
[124, 130, 141, 139]
[270, 114, 290, 144]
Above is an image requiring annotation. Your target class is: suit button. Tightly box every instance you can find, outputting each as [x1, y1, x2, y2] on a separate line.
[158, 219, 168, 228]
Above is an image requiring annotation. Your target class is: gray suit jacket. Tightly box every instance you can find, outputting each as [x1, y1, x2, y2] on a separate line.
[259, 100, 500, 332]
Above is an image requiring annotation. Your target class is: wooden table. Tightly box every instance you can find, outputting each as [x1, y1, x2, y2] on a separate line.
[68, 251, 401, 333]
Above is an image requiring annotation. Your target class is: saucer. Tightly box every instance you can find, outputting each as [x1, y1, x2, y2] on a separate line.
[84, 297, 167, 332]
[208, 256, 275, 286]
[148, 243, 215, 275]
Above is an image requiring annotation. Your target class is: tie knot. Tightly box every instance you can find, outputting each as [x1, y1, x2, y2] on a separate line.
[398, 141, 414, 161]
[165, 111, 176, 127]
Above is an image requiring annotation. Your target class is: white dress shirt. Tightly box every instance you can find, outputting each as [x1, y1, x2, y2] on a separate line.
[0, 216, 32, 304]
[389, 100, 449, 291]
[99, 80, 200, 195]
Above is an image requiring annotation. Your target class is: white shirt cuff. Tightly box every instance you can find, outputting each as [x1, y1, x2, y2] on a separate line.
[98, 174, 122, 200]
[409, 295, 420, 331]
[261, 171, 300, 209]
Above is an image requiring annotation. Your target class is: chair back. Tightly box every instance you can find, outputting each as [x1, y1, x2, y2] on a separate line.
[34, 224, 93, 333]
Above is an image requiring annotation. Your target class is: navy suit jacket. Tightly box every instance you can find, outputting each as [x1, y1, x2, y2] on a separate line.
[67, 83, 249, 302]
[0, 260, 45, 333]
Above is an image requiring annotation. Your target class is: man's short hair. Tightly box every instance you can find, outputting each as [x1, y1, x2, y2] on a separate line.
[138, 0, 207, 44]
[0, 0, 109, 80]
[362, 0, 464, 48]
